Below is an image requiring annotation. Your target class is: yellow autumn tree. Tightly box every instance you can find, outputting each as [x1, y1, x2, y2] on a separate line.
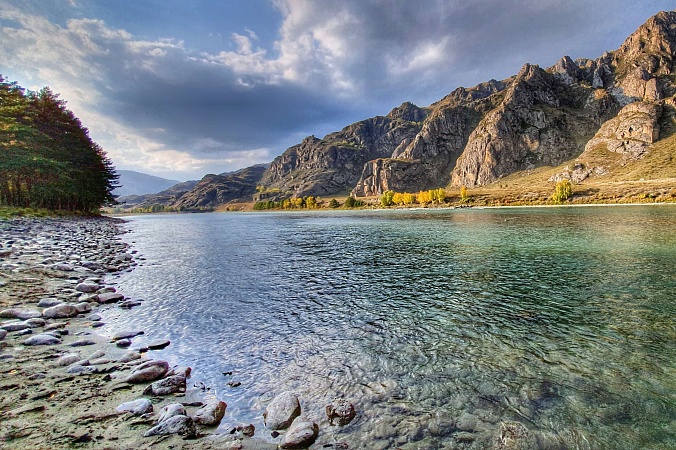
[417, 190, 432, 205]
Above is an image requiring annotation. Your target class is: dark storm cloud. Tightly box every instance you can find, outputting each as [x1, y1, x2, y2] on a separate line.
[0, 0, 671, 178]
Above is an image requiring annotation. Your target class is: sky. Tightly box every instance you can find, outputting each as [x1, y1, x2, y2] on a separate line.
[0, 1, 673, 181]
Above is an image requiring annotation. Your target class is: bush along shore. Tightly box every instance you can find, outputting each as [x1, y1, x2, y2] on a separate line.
[0, 217, 355, 449]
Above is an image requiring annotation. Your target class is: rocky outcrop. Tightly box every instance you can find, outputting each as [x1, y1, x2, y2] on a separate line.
[117, 180, 198, 208]
[258, 104, 427, 198]
[171, 164, 268, 209]
[450, 64, 600, 187]
[582, 101, 662, 157]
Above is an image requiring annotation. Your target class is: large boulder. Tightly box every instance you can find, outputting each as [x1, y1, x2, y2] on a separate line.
[279, 417, 319, 449]
[24, 334, 62, 345]
[125, 360, 169, 383]
[263, 391, 301, 430]
[157, 403, 186, 423]
[0, 308, 42, 320]
[116, 398, 153, 416]
[144, 415, 196, 438]
[143, 375, 186, 396]
[193, 399, 227, 426]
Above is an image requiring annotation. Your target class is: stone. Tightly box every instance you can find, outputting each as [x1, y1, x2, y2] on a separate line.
[143, 375, 186, 396]
[24, 334, 61, 345]
[493, 421, 536, 449]
[0, 329, 6, 340]
[326, 398, 356, 426]
[54, 263, 74, 272]
[97, 292, 124, 304]
[44, 322, 66, 331]
[119, 351, 141, 363]
[279, 417, 319, 449]
[157, 403, 186, 423]
[75, 282, 99, 293]
[263, 391, 301, 430]
[125, 360, 169, 383]
[193, 399, 227, 426]
[1, 321, 29, 332]
[69, 339, 96, 347]
[148, 340, 170, 350]
[42, 304, 79, 319]
[87, 313, 102, 321]
[116, 398, 153, 416]
[116, 339, 132, 348]
[0, 308, 42, 320]
[57, 353, 81, 366]
[74, 302, 92, 313]
[144, 415, 196, 438]
[88, 350, 105, 359]
[37, 298, 63, 308]
[112, 330, 144, 341]
[25, 318, 46, 328]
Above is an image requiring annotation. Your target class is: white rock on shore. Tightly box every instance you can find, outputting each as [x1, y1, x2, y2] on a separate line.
[263, 391, 301, 430]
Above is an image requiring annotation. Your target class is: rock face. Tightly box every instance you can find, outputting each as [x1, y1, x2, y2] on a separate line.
[582, 101, 661, 157]
[171, 164, 269, 209]
[258, 103, 427, 198]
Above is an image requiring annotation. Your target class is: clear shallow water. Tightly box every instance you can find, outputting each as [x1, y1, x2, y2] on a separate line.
[109, 206, 676, 449]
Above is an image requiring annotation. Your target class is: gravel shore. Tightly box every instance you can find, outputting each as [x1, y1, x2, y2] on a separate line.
[0, 216, 277, 450]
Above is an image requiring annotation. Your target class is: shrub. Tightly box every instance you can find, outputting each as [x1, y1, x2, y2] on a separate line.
[551, 180, 573, 203]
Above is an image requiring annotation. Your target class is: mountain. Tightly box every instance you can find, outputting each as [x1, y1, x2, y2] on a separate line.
[116, 180, 199, 207]
[114, 170, 181, 197]
[176, 10, 676, 206]
[170, 164, 269, 209]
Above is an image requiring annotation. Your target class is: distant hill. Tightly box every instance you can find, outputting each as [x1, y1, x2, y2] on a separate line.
[114, 170, 181, 197]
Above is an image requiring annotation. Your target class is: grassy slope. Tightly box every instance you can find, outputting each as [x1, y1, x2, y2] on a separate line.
[456, 133, 676, 206]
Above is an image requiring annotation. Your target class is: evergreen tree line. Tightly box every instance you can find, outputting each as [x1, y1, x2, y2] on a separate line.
[0, 75, 118, 211]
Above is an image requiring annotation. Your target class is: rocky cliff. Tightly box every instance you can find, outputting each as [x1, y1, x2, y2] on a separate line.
[258, 102, 427, 198]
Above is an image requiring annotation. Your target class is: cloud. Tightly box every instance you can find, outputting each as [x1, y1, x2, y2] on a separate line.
[0, 0, 668, 179]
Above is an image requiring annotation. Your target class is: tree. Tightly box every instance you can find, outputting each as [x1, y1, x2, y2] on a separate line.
[417, 190, 432, 205]
[305, 196, 317, 209]
[432, 188, 445, 204]
[392, 192, 404, 205]
[0, 76, 118, 211]
[460, 185, 469, 203]
[402, 192, 415, 205]
[328, 198, 340, 208]
[380, 190, 394, 207]
[552, 180, 573, 203]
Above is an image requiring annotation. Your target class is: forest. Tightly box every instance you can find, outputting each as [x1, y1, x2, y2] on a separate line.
[0, 75, 118, 212]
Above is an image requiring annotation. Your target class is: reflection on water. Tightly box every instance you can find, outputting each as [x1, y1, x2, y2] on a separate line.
[110, 206, 676, 449]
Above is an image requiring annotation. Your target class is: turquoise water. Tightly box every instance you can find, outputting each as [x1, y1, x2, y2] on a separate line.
[110, 206, 676, 449]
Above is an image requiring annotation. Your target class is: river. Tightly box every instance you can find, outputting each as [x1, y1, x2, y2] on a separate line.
[106, 205, 676, 449]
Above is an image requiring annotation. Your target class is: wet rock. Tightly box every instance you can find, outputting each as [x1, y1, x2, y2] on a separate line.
[126, 360, 169, 383]
[263, 391, 301, 430]
[116, 339, 132, 348]
[193, 398, 227, 426]
[112, 330, 144, 341]
[157, 403, 186, 423]
[143, 375, 186, 396]
[87, 313, 102, 321]
[57, 353, 81, 366]
[38, 298, 63, 308]
[75, 282, 99, 293]
[144, 415, 196, 438]
[148, 340, 170, 350]
[0, 329, 6, 340]
[1, 321, 29, 332]
[326, 398, 356, 426]
[44, 322, 66, 331]
[279, 417, 319, 449]
[238, 423, 255, 437]
[116, 398, 153, 416]
[0, 308, 42, 320]
[42, 304, 79, 319]
[428, 412, 457, 436]
[69, 339, 96, 347]
[24, 334, 62, 345]
[456, 411, 479, 431]
[119, 300, 142, 308]
[97, 292, 124, 303]
[25, 318, 46, 328]
[119, 351, 142, 363]
[170, 366, 192, 378]
[16, 329, 33, 336]
[74, 302, 92, 313]
[493, 421, 536, 449]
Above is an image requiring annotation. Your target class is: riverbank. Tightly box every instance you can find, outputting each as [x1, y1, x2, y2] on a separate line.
[0, 216, 276, 449]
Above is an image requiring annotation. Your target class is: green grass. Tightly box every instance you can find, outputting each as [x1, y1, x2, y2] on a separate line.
[0, 206, 98, 219]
